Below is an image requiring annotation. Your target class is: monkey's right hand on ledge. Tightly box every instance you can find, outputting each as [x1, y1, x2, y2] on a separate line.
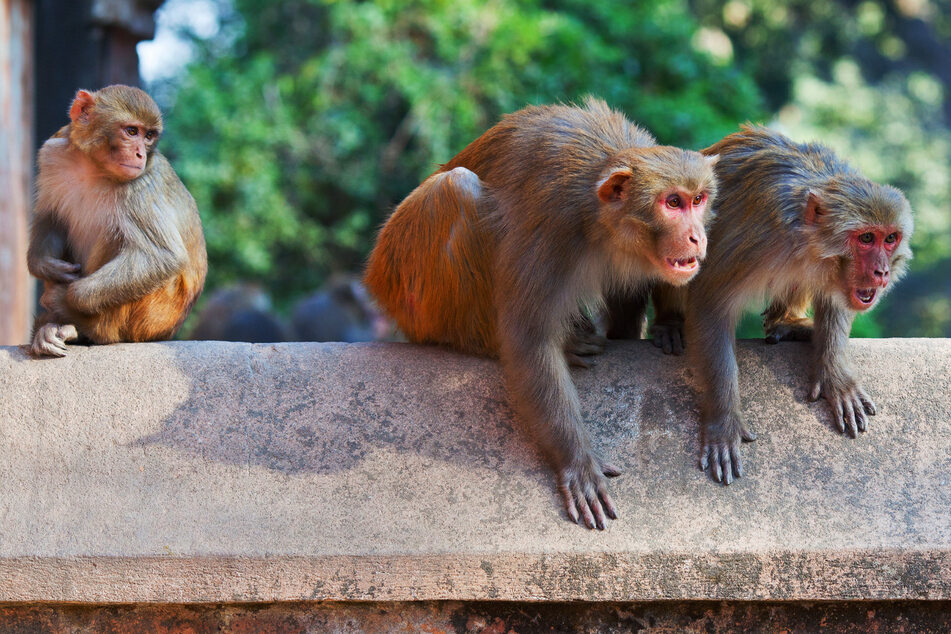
[650, 318, 685, 355]
[700, 414, 757, 485]
[558, 453, 621, 530]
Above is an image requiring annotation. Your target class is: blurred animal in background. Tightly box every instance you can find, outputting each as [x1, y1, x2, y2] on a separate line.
[291, 275, 391, 342]
[365, 98, 716, 529]
[28, 85, 206, 357]
[187, 284, 289, 343]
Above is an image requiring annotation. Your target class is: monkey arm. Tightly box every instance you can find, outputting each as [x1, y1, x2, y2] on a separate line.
[495, 264, 620, 530]
[27, 212, 80, 283]
[810, 295, 876, 437]
[66, 217, 188, 314]
[686, 295, 755, 484]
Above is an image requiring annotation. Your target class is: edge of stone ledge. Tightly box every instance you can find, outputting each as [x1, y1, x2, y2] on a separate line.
[1, 549, 949, 603]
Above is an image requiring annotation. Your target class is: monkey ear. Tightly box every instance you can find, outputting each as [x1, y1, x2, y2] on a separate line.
[597, 170, 634, 204]
[704, 154, 719, 167]
[804, 190, 826, 225]
[69, 90, 96, 124]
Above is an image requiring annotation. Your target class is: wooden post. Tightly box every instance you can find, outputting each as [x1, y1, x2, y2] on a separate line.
[0, 0, 34, 346]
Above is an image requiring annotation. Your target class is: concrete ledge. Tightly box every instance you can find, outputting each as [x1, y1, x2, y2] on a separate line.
[1, 339, 949, 603]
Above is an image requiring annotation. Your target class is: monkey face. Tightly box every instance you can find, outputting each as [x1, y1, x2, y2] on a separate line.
[648, 188, 710, 284]
[839, 226, 903, 311]
[102, 123, 159, 182]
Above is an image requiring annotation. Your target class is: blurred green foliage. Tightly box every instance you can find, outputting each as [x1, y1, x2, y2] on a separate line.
[159, 0, 763, 309]
[159, 0, 951, 337]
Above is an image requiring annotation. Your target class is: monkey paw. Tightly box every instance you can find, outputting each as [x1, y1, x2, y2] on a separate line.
[31, 324, 79, 358]
[650, 319, 685, 355]
[558, 455, 622, 530]
[764, 318, 814, 344]
[700, 417, 757, 485]
[38, 257, 81, 283]
[564, 331, 607, 368]
[809, 379, 876, 438]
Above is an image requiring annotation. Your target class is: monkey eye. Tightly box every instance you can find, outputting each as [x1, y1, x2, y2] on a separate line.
[693, 193, 705, 206]
[885, 232, 898, 244]
[666, 194, 682, 209]
[145, 130, 156, 141]
[858, 232, 874, 244]
[125, 126, 139, 137]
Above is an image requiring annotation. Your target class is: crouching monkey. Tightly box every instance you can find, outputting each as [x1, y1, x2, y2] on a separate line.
[687, 126, 913, 484]
[365, 98, 717, 528]
[28, 85, 207, 356]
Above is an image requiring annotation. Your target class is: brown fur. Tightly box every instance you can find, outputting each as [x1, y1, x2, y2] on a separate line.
[28, 85, 206, 355]
[686, 125, 913, 484]
[365, 98, 717, 529]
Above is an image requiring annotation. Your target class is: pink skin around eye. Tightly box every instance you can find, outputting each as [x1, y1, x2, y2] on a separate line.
[846, 227, 901, 311]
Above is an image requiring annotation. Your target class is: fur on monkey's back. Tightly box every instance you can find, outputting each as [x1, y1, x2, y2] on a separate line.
[365, 98, 657, 356]
[444, 97, 656, 223]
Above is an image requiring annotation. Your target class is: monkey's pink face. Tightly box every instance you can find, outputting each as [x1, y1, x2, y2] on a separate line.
[104, 123, 159, 182]
[651, 188, 709, 285]
[843, 226, 901, 311]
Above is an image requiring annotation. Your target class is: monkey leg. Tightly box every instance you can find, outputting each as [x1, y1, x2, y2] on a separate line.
[808, 295, 876, 438]
[604, 289, 648, 340]
[649, 283, 687, 355]
[498, 281, 621, 529]
[687, 303, 757, 485]
[364, 167, 497, 356]
[763, 287, 813, 344]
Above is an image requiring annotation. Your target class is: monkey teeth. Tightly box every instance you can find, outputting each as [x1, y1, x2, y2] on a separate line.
[855, 288, 876, 304]
[666, 257, 698, 271]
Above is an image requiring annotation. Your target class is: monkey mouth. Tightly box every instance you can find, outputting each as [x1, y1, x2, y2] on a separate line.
[665, 257, 699, 272]
[854, 288, 877, 306]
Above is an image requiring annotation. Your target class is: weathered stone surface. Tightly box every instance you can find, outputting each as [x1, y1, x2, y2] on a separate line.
[0, 339, 949, 603]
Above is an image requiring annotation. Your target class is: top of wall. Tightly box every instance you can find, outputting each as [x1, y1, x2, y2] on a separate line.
[0, 339, 949, 603]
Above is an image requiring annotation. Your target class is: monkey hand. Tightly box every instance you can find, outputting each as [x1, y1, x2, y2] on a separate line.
[700, 414, 757, 485]
[558, 453, 621, 530]
[35, 257, 81, 283]
[30, 323, 79, 357]
[564, 331, 607, 368]
[764, 317, 814, 344]
[650, 317, 685, 355]
[809, 375, 876, 438]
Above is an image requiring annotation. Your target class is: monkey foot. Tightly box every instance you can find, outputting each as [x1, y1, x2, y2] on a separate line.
[700, 421, 757, 485]
[31, 324, 79, 358]
[764, 318, 814, 344]
[565, 331, 607, 360]
[558, 456, 621, 530]
[650, 321, 685, 355]
[809, 379, 876, 438]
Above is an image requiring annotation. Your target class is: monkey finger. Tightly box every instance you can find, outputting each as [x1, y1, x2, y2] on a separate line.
[831, 397, 845, 433]
[700, 445, 711, 471]
[854, 405, 867, 432]
[740, 425, 757, 442]
[601, 462, 623, 478]
[712, 447, 724, 482]
[856, 387, 876, 416]
[842, 399, 858, 438]
[729, 445, 743, 478]
[765, 331, 781, 345]
[566, 353, 592, 369]
[671, 329, 684, 356]
[561, 484, 580, 525]
[58, 324, 78, 341]
[585, 492, 607, 530]
[721, 450, 734, 485]
[809, 382, 822, 402]
[597, 481, 618, 520]
[572, 481, 596, 529]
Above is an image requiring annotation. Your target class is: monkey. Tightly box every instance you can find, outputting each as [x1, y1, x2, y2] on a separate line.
[365, 98, 717, 529]
[188, 284, 289, 343]
[27, 85, 206, 357]
[685, 125, 913, 484]
[291, 275, 391, 343]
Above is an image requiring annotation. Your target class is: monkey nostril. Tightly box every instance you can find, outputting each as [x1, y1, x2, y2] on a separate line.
[689, 235, 699, 245]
